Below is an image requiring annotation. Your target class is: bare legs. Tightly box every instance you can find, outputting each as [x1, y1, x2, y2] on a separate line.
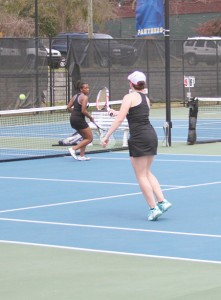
[71, 127, 93, 157]
[130, 155, 164, 208]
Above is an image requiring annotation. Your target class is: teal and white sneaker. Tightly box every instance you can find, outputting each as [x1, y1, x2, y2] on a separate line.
[148, 206, 162, 221]
[157, 199, 172, 213]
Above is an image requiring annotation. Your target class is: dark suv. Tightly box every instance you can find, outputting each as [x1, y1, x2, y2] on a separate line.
[52, 32, 137, 67]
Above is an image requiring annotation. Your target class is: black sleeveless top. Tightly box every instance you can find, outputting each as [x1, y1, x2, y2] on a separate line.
[126, 92, 158, 157]
[69, 94, 89, 130]
[72, 94, 84, 115]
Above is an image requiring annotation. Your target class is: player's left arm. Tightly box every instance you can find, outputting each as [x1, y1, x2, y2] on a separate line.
[145, 95, 151, 109]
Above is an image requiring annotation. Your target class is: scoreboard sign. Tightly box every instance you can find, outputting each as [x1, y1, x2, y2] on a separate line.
[184, 76, 195, 88]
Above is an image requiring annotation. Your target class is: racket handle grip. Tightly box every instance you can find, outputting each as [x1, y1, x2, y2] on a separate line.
[107, 108, 113, 117]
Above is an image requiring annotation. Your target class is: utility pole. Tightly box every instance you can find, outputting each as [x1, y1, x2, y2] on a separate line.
[35, 0, 39, 107]
[87, 0, 93, 67]
[88, 0, 93, 38]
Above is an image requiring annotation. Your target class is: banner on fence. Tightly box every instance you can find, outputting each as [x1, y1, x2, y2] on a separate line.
[136, 0, 164, 37]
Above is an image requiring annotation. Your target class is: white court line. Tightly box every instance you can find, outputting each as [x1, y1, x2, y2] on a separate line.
[91, 151, 221, 158]
[158, 153, 221, 157]
[157, 159, 221, 163]
[0, 180, 220, 213]
[0, 177, 221, 213]
[67, 153, 221, 163]
[0, 176, 140, 186]
[1, 217, 221, 239]
[0, 192, 143, 213]
[1, 240, 221, 265]
[90, 157, 221, 163]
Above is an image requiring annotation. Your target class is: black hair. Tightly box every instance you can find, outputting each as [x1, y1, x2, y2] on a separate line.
[76, 80, 88, 92]
[131, 81, 145, 91]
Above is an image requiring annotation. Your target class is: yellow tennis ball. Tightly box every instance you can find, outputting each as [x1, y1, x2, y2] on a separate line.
[19, 94, 26, 100]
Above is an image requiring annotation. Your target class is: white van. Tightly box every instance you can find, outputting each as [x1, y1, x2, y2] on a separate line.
[183, 36, 221, 65]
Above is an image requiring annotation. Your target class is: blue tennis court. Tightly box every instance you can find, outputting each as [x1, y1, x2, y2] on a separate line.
[1, 102, 221, 299]
[1, 145, 221, 299]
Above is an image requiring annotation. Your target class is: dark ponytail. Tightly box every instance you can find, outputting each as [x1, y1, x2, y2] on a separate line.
[76, 80, 87, 92]
[131, 81, 145, 91]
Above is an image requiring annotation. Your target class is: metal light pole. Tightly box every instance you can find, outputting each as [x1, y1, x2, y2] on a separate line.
[164, 0, 172, 146]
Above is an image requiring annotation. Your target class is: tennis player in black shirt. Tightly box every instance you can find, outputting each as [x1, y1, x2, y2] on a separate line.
[102, 71, 172, 220]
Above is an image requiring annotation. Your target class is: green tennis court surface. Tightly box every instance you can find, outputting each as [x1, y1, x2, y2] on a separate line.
[1, 243, 221, 300]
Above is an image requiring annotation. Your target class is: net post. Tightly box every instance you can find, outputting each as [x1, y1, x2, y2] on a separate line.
[162, 122, 170, 147]
[187, 97, 198, 145]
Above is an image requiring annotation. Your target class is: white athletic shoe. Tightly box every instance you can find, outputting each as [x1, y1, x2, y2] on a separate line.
[157, 199, 172, 213]
[68, 148, 78, 160]
[77, 156, 91, 161]
[148, 206, 162, 221]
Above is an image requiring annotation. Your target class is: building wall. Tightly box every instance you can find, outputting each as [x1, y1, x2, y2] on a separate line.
[106, 12, 220, 39]
[170, 0, 221, 15]
[116, 0, 221, 17]
[107, 1, 221, 39]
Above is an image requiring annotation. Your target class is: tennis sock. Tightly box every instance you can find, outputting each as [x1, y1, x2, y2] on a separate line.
[158, 199, 166, 203]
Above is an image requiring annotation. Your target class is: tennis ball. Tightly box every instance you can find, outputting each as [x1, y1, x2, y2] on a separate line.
[19, 94, 26, 100]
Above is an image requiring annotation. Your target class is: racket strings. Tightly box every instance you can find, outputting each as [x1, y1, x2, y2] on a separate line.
[96, 87, 108, 111]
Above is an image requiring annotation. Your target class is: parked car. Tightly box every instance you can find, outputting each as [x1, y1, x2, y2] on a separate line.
[52, 32, 138, 67]
[183, 36, 221, 65]
[0, 38, 63, 69]
[0, 38, 47, 69]
[45, 47, 62, 68]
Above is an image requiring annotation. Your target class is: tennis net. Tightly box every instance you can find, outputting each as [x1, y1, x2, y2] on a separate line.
[0, 101, 127, 162]
[187, 97, 221, 144]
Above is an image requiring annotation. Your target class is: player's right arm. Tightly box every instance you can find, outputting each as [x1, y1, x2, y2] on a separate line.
[67, 95, 76, 113]
[102, 94, 131, 147]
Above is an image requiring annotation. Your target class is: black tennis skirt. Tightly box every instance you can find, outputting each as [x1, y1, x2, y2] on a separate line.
[128, 125, 158, 157]
[70, 115, 89, 130]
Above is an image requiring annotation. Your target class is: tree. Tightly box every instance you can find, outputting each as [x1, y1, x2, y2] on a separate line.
[0, 0, 117, 37]
[195, 18, 221, 36]
[0, 12, 34, 37]
[0, 0, 34, 36]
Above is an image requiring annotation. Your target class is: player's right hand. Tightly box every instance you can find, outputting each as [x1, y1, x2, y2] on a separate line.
[108, 109, 117, 116]
[101, 137, 109, 147]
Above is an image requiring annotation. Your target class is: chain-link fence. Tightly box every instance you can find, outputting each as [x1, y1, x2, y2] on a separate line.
[0, 37, 220, 110]
[0, 38, 48, 110]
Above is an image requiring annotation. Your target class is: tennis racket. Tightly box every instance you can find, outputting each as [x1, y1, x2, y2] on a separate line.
[93, 121, 108, 139]
[96, 87, 113, 116]
[93, 121, 116, 147]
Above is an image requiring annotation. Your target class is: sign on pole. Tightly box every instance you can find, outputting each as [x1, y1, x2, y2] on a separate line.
[136, 0, 164, 36]
[184, 76, 195, 88]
